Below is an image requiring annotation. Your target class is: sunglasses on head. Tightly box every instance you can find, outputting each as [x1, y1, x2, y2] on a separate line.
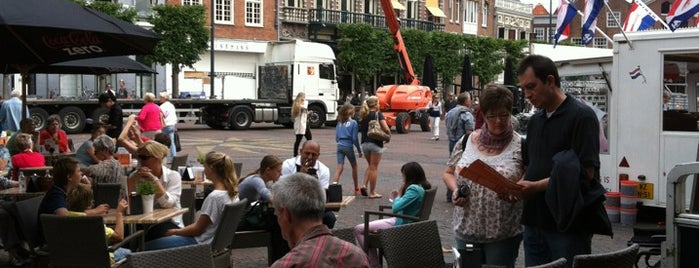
[138, 154, 152, 161]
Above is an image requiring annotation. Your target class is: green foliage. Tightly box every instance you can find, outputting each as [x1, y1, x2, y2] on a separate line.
[147, 4, 209, 95]
[337, 24, 391, 87]
[136, 181, 156, 196]
[70, 0, 137, 23]
[427, 32, 464, 87]
[402, 29, 430, 79]
[468, 37, 505, 89]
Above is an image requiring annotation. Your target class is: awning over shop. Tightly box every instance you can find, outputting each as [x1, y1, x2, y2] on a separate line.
[425, 0, 446, 17]
[391, 0, 406, 10]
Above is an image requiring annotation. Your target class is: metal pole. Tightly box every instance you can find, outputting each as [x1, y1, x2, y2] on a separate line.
[209, 0, 215, 99]
[549, 0, 553, 43]
[604, 1, 632, 49]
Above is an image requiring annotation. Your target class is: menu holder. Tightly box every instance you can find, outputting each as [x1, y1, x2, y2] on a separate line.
[459, 159, 523, 198]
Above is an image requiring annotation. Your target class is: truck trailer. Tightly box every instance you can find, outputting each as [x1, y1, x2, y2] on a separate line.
[19, 39, 339, 133]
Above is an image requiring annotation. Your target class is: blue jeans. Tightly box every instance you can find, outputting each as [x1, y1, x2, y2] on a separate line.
[523, 226, 592, 268]
[336, 146, 357, 165]
[455, 233, 522, 268]
[113, 247, 131, 262]
[144, 235, 196, 250]
[162, 125, 176, 157]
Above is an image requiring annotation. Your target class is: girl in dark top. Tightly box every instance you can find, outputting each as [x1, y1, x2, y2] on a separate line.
[358, 96, 390, 198]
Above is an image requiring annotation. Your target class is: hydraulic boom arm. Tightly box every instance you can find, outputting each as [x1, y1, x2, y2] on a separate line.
[380, 0, 420, 86]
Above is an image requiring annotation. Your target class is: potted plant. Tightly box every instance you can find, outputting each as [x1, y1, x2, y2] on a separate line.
[137, 181, 156, 214]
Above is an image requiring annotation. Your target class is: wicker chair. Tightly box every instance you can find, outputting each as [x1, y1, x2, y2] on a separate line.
[14, 196, 49, 267]
[332, 227, 357, 245]
[211, 199, 248, 268]
[41, 214, 144, 268]
[572, 244, 640, 268]
[527, 257, 567, 268]
[378, 220, 445, 268]
[363, 187, 438, 259]
[126, 243, 214, 268]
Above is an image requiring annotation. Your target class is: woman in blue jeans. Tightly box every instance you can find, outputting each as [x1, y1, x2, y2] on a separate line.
[145, 151, 239, 250]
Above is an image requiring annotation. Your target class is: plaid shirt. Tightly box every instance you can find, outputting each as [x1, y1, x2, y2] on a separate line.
[271, 224, 369, 268]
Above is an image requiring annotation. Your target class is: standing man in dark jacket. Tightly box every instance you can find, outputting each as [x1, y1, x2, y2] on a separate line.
[516, 55, 601, 267]
[98, 93, 123, 139]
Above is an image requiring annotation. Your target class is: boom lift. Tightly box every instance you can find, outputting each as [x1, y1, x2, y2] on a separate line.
[375, 0, 433, 134]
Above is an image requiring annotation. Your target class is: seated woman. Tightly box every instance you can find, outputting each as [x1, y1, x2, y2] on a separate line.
[354, 162, 431, 267]
[7, 118, 38, 156]
[37, 157, 109, 245]
[11, 133, 45, 181]
[128, 141, 182, 240]
[145, 151, 239, 250]
[81, 135, 127, 198]
[39, 114, 70, 153]
[66, 184, 131, 264]
[76, 125, 106, 167]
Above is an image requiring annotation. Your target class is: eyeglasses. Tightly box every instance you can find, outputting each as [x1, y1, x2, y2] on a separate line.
[485, 113, 510, 121]
[137, 154, 152, 161]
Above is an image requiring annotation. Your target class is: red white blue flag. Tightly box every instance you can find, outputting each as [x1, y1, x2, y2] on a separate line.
[629, 65, 647, 83]
[582, 0, 604, 45]
[623, 0, 657, 32]
[554, 0, 577, 47]
[666, 0, 699, 31]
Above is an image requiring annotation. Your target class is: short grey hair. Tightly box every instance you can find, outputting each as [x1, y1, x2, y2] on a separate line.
[10, 89, 21, 98]
[92, 135, 115, 153]
[159, 92, 170, 100]
[47, 114, 61, 126]
[271, 173, 325, 222]
[15, 133, 33, 150]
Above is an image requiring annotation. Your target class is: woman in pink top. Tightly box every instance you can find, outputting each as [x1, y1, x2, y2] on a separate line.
[136, 93, 162, 139]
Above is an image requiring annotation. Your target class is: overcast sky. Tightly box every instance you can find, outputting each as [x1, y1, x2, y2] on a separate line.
[522, 0, 560, 14]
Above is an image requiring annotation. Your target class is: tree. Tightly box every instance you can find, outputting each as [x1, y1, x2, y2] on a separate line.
[428, 31, 464, 93]
[82, 0, 138, 22]
[468, 37, 505, 89]
[337, 24, 390, 95]
[147, 4, 208, 97]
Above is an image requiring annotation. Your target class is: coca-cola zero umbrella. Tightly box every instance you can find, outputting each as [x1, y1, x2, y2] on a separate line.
[2, 56, 156, 75]
[0, 0, 161, 118]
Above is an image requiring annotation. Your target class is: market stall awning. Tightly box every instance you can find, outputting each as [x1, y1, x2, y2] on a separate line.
[391, 0, 406, 10]
[425, 0, 446, 17]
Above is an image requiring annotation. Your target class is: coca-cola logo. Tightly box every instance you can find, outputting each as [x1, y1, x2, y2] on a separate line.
[42, 31, 103, 49]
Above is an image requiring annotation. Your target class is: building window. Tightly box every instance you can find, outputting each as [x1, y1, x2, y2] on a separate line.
[661, 1, 670, 15]
[465, 0, 477, 24]
[520, 31, 527, 40]
[594, 37, 607, 48]
[456, 0, 461, 22]
[287, 0, 303, 8]
[571, 37, 583, 46]
[606, 11, 620, 27]
[214, 0, 233, 25]
[534, 27, 545, 40]
[498, 27, 505, 38]
[182, 0, 202, 5]
[407, 1, 418, 19]
[245, 0, 262, 26]
[341, 0, 355, 12]
[482, 2, 488, 27]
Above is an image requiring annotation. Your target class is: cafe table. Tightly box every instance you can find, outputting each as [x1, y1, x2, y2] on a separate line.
[103, 207, 188, 225]
[0, 187, 45, 201]
[325, 195, 355, 211]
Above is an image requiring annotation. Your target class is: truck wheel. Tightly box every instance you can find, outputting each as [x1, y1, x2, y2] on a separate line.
[59, 106, 86, 134]
[308, 105, 326, 128]
[91, 107, 109, 126]
[396, 112, 411, 134]
[30, 108, 50, 131]
[229, 106, 253, 130]
[419, 111, 430, 132]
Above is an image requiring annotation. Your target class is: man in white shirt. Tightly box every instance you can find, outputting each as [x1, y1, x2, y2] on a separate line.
[280, 140, 335, 228]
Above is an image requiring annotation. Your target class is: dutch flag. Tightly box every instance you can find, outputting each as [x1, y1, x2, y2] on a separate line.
[623, 0, 657, 32]
[582, 0, 604, 45]
[554, 0, 577, 47]
[629, 66, 643, 79]
[666, 0, 699, 31]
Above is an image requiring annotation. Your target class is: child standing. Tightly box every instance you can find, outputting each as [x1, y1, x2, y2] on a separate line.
[332, 104, 362, 195]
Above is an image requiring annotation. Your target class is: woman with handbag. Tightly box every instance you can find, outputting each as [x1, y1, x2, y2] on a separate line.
[358, 96, 390, 198]
[237, 155, 290, 262]
[291, 92, 312, 157]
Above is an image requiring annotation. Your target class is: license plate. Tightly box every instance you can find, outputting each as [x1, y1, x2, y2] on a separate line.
[637, 182, 653, 199]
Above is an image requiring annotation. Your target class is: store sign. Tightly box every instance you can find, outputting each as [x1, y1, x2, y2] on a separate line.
[210, 40, 267, 53]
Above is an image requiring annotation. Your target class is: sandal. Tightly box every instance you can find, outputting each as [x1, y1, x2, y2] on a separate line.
[369, 194, 383, 199]
[360, 187, 368, 197]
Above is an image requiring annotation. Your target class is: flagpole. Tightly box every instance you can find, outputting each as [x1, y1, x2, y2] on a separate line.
[567, 0, 613, 43]
[605, 1, 633, 49]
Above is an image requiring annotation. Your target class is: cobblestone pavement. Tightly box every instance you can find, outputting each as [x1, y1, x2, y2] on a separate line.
[0, 122, 639, 268]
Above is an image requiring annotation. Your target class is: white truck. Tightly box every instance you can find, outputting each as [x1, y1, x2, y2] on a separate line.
[21, 39, 339, 133]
